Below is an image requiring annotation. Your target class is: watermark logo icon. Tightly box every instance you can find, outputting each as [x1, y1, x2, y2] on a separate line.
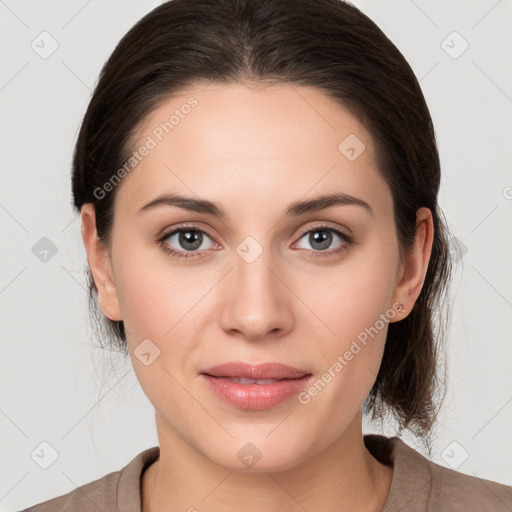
[237, 442, 263, 468]
[441, 31, 469, 59]
[338, 134, 366, 161]
[134, 338, 161, 366]
[236, 236, 263, 264]
[31, 31, 59, 59]
[32, 237, 58, 263]
[31, 441, 59, 469]
[448, 236, 468, 262]
[441, 441, 469, 469]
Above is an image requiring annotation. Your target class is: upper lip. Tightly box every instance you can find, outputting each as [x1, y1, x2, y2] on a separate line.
[200, 362, 310, 380]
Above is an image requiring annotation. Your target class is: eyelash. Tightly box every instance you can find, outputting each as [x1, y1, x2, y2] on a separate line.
[157, 224, 353, 261]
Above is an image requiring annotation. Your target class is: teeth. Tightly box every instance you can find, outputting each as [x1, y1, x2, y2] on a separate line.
[225, 377, 279, 384]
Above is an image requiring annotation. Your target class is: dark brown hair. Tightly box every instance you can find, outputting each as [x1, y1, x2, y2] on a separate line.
[71, 0, 453, 455]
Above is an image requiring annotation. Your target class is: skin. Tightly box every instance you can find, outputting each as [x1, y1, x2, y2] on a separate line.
[81, 82, 433, 512]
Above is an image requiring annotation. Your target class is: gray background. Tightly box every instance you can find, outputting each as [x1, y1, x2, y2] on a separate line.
[1, 0, 511, 509]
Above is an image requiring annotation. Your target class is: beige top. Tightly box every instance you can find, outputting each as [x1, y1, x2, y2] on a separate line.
[22, 434, 512, 511]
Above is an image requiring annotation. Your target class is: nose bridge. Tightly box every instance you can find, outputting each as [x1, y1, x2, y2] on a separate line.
[218, 233, 292, 339]
[233, 234, 279, 300]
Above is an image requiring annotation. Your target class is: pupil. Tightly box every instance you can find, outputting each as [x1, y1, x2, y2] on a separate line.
[180, 230, 202, 250]
[311, 230, 331, 250]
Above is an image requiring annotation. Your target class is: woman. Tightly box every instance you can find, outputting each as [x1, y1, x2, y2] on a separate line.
[23, 0, 512, 510]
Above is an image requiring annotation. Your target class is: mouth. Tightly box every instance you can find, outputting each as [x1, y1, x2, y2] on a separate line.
[199, 362, 313, 410]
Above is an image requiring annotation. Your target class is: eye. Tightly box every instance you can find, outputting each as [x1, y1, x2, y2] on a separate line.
[157, 224, 353, 261]
[293, 225, 352, 257]
[158, 226, 217, 260]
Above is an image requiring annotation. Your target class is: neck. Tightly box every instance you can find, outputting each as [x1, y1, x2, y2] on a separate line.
[142, 412, 393, 512]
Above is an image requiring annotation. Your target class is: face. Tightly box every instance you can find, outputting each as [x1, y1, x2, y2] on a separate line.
[83, 82, 429, 472]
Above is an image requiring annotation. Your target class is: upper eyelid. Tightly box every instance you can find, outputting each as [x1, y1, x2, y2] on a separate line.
[296, 223, 349, 237]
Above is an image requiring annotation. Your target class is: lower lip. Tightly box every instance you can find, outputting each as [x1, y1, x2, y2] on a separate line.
[200, 374, 312, 410]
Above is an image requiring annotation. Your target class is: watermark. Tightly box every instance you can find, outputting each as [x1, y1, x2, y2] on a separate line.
[440, 31, 469, 60]
[237, 441, 263, 468]
[448, 235, 468, 263]
[31, 441, 59, 469]
[297, 302, 402, 405]
[133, 338, 161, 366]
[93, 96, 198, 200]
[338, 133, 366, 161]
[32, 236, 58, 263]
[31, 31, 59, 59]
[236, 235, 264, 264]
[440, 440, 469, 469]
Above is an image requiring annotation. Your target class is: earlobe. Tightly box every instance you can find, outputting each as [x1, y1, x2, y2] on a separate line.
[390, 207, 434, 319]
[80, 203, 123, 322]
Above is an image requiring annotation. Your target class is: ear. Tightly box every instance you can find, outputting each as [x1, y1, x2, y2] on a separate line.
[390, 207, 434, 321]
[80, 203, 123, 322]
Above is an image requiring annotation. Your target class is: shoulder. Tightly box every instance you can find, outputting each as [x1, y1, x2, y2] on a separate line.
[20, 446, 160, 512]
[427, 455, 512, 510]
[365, 434, 512, 511]
[20, 471, 119, 512]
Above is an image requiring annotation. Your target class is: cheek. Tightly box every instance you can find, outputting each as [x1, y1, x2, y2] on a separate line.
[113, 258, 202, 407]
[115, 269, 171, 341]
[295, 265, 393, 434]
[306, 246, 397, 343]
[112, 246, 214, 380]
[112, 239, 198, 338]
[297, 237, 397, 396]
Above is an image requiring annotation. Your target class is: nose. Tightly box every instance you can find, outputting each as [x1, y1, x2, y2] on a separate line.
[218, 243, 294, 342]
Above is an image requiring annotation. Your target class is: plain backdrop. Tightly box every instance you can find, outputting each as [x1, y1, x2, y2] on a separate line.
[1, 0, 511, 510]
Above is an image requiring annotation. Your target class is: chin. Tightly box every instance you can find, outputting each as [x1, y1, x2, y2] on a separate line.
[202, 434, 314, 473]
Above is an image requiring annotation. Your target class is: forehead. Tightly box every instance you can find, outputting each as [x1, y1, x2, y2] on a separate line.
[115, 82, 391, 219]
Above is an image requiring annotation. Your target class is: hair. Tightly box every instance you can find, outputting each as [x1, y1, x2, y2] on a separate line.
[71, 0, 454, 455]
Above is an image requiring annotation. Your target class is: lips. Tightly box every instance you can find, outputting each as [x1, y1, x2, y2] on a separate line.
[199, 362, 313, 410]
[200, 361, 310, 380]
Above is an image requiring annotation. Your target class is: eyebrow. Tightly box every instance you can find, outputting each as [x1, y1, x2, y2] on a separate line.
[137, 192, 374, 217]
